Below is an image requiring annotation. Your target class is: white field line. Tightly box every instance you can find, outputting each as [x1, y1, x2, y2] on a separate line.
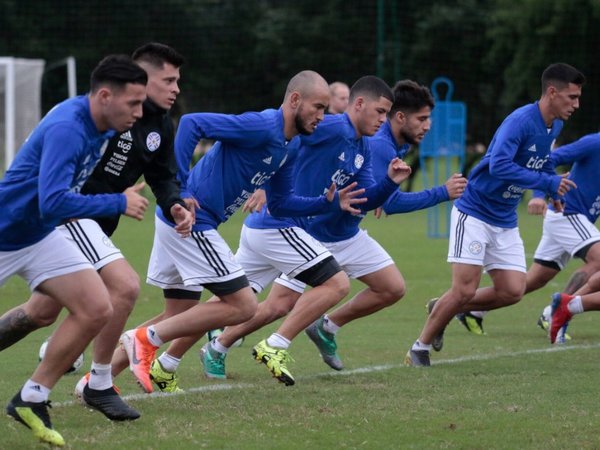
[53, 342, 600, 408]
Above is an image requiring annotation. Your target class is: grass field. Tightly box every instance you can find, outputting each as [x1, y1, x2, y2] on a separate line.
[1, 198, 600, 449]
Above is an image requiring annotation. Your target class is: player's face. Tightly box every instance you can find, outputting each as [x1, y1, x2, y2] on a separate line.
[329, 86, 350, 114]
[104, 82, 146, 132]
[145, 62, 181, 110]
[399, 106, 432, 145]
[295, 88, 330, 135]
[357, 96, 392, 137]
[550, 82, 581, 121]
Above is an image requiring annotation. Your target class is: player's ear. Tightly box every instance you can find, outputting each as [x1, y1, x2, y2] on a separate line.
[289, 91, 301, 109]
[96, 87, 113, 105]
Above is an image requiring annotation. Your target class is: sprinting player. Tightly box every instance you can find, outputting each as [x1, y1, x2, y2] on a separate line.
[328, 81, 350, 114]
[2, 55, 148, 447]
[460, 131, 600, 341]
[119, 70, 368, 394]
[405, 63, 584, 367]
[0, 43, 193, 421]
[305, 79, 466, 361]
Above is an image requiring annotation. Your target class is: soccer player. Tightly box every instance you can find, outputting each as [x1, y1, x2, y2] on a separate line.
[2, 55, 148, 447]
[119, 70, 368, 393]
[459, 131, 600, 342]
[405, 63, 584, 367]
[0, 44, 193, 421]
[328, 81, 350, 114]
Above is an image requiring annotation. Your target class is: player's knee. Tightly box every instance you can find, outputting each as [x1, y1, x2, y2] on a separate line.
[236, 295, 258, 322]
[107, 272, 140, 311]
[270, 301, 294, 319]
[323, 272, 350, 299]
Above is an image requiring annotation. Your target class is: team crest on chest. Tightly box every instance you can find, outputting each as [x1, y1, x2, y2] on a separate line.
[146, 132, 161, 151]
[354, 154, 364, 169]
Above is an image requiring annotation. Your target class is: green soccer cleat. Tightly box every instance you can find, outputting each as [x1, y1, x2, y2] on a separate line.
[252, 339, 295, 386]
[6, 392, 65, 447]
[199, 342, 227, 379]
[305, 318, 343, 370]
[426, 298, 445, 352]
[456, 312, 486, 335]
[150, 359, 183, 393]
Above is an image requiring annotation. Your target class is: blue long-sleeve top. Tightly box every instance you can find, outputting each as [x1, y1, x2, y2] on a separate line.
[160, 108, 340, 231]
[456, 102, 564, 228]
[0, 95, 126, 251]
[370, 121, 449, 214]
[244, 113, 399, 242]
[532, 133, 600, 223]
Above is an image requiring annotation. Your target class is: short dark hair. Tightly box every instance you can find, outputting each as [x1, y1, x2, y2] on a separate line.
[541, 63, 585, 92]
[389, 80, 435, 117]
[349, 76, 393, 104]
[90, 54, 147, 93]
[132, 42, 185, 69]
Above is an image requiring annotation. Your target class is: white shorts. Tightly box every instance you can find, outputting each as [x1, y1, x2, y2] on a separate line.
[58, 219, 124, 271]
[0, 229, 94, 290]
[447, 206, 526, 272]
[235, 225, 332, 293]
[533, 209, 600, 269]
[275, 228, 394, 293]
[146, 216, 245, 291]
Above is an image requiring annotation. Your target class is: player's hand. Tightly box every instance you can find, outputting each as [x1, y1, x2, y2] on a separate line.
[183, 197, 199, 224]
[326, 182, 366, 216]
[373, 207, 383, 219]
[527, 197, 547, 216]
[387, 157, 412, 184]
[445, 173, 468, 199]
[171, 203, 194, 238]
[243, 189, 266, 213]
[557, 172, 576, 196]
[123, 182, 149, 221]
[552, 199, 565, 213]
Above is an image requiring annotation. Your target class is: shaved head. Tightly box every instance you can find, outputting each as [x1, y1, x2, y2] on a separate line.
[284, 70, 329, 100]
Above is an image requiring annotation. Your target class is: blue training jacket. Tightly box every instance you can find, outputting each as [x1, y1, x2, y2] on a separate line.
[0, 95, 126, 251]
[456, 102, 564, 228]
[158, 108, 341, 231]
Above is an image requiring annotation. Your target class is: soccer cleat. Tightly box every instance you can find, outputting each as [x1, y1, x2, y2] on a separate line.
[456, 312, 485, 335]
[199, 342, 227, 379]
[550, 292, 573, 344]
[82, 384, 140, 421]
[150, 359, 183, 393]
[6, 392, 65, 447]
[252, 339, 295, 386]
[74, 372, 122, 404]
[537, 312, 549, 331]
[305, 318, 343, 370]
[404, 349, 431, 367]
[538, 305, 571, 341]
[426, 298, 445, 352]
[120, 328, 158, 393]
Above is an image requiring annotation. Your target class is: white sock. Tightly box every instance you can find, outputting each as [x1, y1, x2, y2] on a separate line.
[147, 326, 164, 347]
[266, 333, 291, 349]
[21, 379, 51, 403]
[157, 352, 181, 373]
[212, 338, 230, 354]
[470, 311, 487, 319]
[568, 296, 584, 314]
[322, 315, 340, 334]
[411, 340, 432, 352]
[89, 362, 113, 391]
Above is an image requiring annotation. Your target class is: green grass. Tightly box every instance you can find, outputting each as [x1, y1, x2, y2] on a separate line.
[2, 202, 600, 449]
